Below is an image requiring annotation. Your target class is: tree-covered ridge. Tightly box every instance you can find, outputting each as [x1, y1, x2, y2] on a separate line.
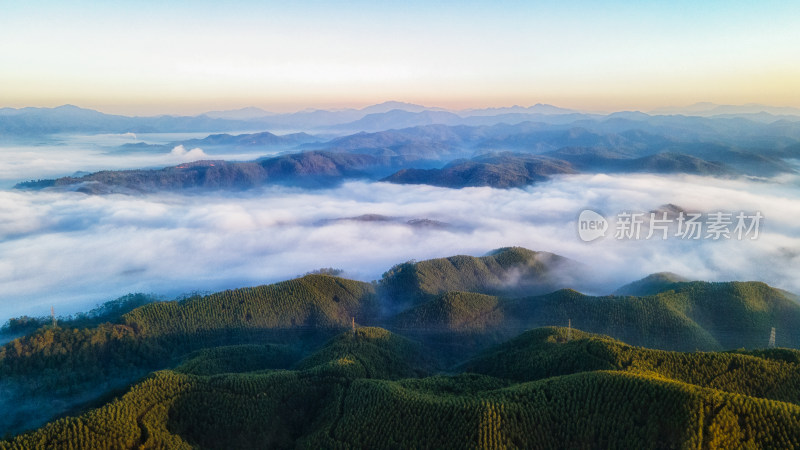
[0, 293, 159, 338]
[122, 274, 379, 336]
[3, 328, 800, 449]
[381, 152, 578, 188]
[0, 328, 429, 449]
[2, 248, 800, 442]
[331, 371, 800, 449]
[379, 246, 578, 308]
[392, 291, 504, 331]
[0, 275, 377, 377]
[648, 281, 800, 349]
[464, 327, 800, 405]
[15, 151, 384, 193]
[392, 280, 800, 353]
[173, 344, 302, 376]
[613, 271, 691, 296]
[295, 327, 432, 379]
[0, 274, 378, 437]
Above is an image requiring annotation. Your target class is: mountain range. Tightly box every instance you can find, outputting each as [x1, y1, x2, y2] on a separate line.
[12, 107, 800, 192]
[0, 102, 578, 136]
[3, 101, 800, 138]
[650, 102, 800, 118]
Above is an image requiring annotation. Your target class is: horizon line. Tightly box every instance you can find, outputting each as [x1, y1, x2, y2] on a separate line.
[3, 100, 800, 118]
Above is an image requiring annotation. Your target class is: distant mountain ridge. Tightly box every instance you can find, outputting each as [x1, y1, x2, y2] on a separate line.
[11, 147, 778, 192]
[650, 102, 800, 117]
[7, 104, 800, 191]
[381, 153, 578, 188]
[15, 151, 384, 193]
[4, 101, 799, 137]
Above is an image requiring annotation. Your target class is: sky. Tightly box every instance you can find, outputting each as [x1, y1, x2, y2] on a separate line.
[1, 1, 800, 115]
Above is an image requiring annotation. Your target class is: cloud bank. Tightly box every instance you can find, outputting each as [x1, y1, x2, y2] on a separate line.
[168, 145, 208, 162]
[1, 174, 798, 323]
[0, 139, 278, 189]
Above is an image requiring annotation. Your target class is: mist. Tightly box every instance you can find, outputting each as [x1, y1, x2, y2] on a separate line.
[0, 134, 285, 189]
[1, 171, 799, 323]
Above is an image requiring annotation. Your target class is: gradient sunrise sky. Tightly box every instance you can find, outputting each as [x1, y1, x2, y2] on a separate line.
[1, 0, 799, 115]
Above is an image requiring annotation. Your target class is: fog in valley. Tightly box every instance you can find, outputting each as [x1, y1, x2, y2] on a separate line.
[1, 136, 798, 323]
[0, 132, 291, 190]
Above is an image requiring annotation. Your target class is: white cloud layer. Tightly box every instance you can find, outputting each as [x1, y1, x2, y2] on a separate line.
[168, 145, 208, 162]
[0, 135, 277, 189]
[1, 173, 799, 323]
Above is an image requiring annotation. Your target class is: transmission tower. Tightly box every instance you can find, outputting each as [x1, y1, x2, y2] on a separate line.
[51, 306, 56, 328]
[768, 327, 776, 348]
[567, 318, 572, 341]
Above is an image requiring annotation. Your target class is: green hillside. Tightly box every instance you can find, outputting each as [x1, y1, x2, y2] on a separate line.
[0, 275, 378, 379]
[464, 327, 800, 405]
[391, 280, 800, 353]
[321, 371, 800, 449]
[379, 247, 578, 308]
[392, 291, 504, 332]
[174, 344, 302, 376]
[0, 274, 378, 437]
[2, 248, 800, 445]
[390, 288, 716, 354]
[295, 326, 432, 379]
[650, 281, 800, 349]
[4, 327, 800, 449]
[122, 274, 379, 336]
[613, 272, 691, 296]
[505, 289, 722, 351]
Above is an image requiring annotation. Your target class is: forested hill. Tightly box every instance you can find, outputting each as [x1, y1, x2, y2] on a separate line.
[464, 326, 800, 401]
[122, 274, 379, 336]
[13, 148, 754, 193]
[15, 151, 384, 193]
[1, 247, 799, 445]
[613, 271, 691, 296]
[3, 327, 800, 449]
[0, 275, 379, 436]
[378, 247, 583, 309]
[390, 282, 800, 360]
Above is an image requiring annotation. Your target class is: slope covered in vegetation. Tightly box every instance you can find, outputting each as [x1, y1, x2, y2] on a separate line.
[121, 274, 379, 337]
[379, 247, 579, 308]
[613, 271, 691, 296]
[392, 280, 800, 354]
[295, 327, 432, 379]
[464, 327, 800, 405]
[4, 327, 800, 449]
[2, 248, 800, 445]
[0, 275, 378, 436]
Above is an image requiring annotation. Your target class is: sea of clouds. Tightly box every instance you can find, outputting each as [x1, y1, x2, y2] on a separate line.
[1, 167, 799, 323]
